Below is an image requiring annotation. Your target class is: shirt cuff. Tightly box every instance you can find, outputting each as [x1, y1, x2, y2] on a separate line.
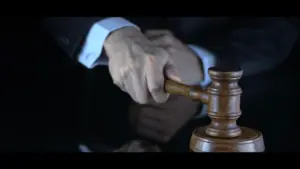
[188, 44, 217, 88]
[79, 144, 93, 153]
[78, 17, 139, 68]
[188, 44, 217, 119]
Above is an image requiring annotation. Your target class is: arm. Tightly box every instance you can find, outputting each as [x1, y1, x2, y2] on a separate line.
[192, 18, 298, 77]
[41, 17, 139, 68]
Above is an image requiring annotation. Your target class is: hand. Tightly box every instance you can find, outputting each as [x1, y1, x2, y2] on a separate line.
[128, 30, 204, 143]
[145, 30, 204, 85]
[114, 140, 161, 152]
[104, 27, 181, 104]
[129, 95, 200, 143]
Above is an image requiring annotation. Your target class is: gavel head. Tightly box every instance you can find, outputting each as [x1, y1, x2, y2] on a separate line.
[165, 67, 265, 152]
[164, 67, 244, 138]
[205, 67, 243, 138]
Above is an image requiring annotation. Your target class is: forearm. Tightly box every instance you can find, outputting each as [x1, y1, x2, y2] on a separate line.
[42, 17, 139, 68]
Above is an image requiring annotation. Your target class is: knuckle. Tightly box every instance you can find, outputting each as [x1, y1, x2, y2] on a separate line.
[137, 98, 148, 105]
[162, 94, 170, 103]
[163, 34, 173, 43]
[152, 92, 169, 103]
[155, 97, 168, 104]
[131, 96, 140, 104]
[154, 48, 170, 59]
[112, 79, 121, 86]
[132, 43, 144, 52]
[149, 86, 160, 93]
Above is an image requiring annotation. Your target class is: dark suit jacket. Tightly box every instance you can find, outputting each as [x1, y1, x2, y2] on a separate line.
[42, 17, 299, 76]
[40, 17, 299, 151]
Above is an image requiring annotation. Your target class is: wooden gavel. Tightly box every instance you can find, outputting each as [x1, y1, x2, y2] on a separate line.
[164, 67, 265, 152]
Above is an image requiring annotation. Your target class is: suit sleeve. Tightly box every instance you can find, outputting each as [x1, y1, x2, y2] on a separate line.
[41, 17, 139, 68]
[197, 18, 299, 76]
[41, 17, 105, 60]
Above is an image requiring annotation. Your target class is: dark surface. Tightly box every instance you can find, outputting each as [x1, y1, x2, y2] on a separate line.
[1, 18, 300, 152]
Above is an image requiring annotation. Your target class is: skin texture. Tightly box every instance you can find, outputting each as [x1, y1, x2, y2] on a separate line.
[104, 28, 204, 148]
[104, 27, 186, 104]
[145, 30, 204, 85]
[128, 30, 203, 144]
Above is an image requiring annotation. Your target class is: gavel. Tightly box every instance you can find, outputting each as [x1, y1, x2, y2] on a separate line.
[164, 67, 265, 152]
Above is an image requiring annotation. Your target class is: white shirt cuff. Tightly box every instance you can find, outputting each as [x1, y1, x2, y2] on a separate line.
[79, 144, 93, 153]
[188, 44, 217, 119]
[78, 17, 139, 69]
[188, 44, 217, 88]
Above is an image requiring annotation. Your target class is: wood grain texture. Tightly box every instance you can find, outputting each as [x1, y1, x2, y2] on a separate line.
[164, 67, 265, 152]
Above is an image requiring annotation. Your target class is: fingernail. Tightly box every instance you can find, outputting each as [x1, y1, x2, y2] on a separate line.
[168, 74, 182, 83]
[166, 69, 182, 82]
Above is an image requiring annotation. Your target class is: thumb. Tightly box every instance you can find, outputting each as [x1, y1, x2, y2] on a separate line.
[164, 62, 182, 83]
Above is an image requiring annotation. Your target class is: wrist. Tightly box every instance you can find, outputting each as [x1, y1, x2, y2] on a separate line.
[186, 46, 205, 84]
[187, 44, 217, 87]
[104, 27, 142, 59]
[104, 26, 141, 46]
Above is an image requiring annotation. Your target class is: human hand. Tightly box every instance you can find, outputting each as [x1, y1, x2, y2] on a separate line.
[104, 27, 181, 104]
[127, 30, 204, 143]
[145, 30, 204, 85]
[129, 95, 200, 143]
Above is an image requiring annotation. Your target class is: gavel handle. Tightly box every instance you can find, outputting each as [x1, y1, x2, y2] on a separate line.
[164, 79, 209, 104]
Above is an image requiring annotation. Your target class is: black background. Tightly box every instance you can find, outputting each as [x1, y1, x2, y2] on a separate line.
[1, 17, 300, 152]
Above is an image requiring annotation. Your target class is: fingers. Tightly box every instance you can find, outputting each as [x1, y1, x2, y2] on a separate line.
[136, 125, 168, 143]
[108, 58, 127, 92]
[145, 30, 175, 48]
[145, 52, 170, 103]
[129, 98, 194, 144]
[123, 68, 148, 104]
[146, 64, 169, 103]
[136, 116, 173, 143]
[164, 60, 182, 83]
[108, 37, 174, 104]
[109, 58, 148, 104]
[144, 30, 173, 38]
